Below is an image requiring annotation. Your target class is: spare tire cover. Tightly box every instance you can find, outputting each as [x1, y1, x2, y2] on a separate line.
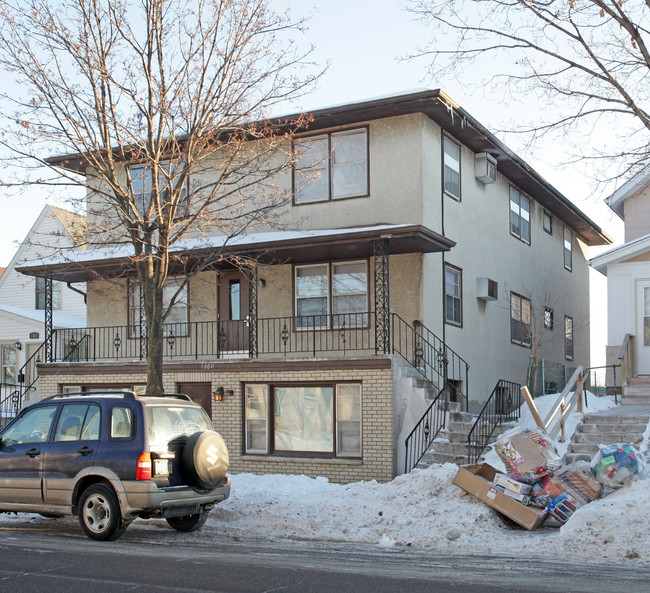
[182, 430, 229, 490]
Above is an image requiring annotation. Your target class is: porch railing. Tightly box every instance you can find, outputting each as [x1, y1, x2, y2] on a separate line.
[391, 313, 469, 411]
[0, 384, 21, 429]
[466, 379, 521, 464]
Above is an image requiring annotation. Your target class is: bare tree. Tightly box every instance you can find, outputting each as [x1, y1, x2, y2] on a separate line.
[405, 0, 650, 179]
[0, 0, 321, 392]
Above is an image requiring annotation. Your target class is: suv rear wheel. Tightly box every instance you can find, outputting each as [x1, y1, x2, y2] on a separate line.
[166, 508, 209, 532]
[78, 484, 127, 541]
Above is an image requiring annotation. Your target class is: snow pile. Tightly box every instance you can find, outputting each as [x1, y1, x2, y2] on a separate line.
[207, 394, 650, 560]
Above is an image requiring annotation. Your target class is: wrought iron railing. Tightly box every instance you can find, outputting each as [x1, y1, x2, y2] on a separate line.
[391, 313, 469, 411]
[403, 386, 450, 474]
[0, 384, 21, 429]
[466, 379, 522, 464]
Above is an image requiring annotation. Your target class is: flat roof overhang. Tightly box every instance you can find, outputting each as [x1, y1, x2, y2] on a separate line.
[16, 224, 454, 283]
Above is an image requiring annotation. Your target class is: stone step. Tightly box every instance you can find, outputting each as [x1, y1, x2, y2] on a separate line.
[572, 432, 643, 444]
[430, 441, 471, 456]
[449, 420, 476, 433]
[622, 395, 650, 405]
[577, 422, 649, 433]
[582, 414, 649, 424]
[623, 385, 650, 396]
[417, 451, 469, 467]
[564, 452, 592, 464]
[568, 442, 609, 454]
[449, 411, 474, 423]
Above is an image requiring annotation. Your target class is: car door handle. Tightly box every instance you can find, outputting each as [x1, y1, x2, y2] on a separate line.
[77, 446, 94, 456]
[26, 448, 40, 457]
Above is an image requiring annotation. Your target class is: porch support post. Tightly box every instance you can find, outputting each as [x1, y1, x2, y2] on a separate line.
[248, 264, 259, 358]
[374, 238, 390, 355]
[139, 283, 147, 360]
[44, 275, 54, 363]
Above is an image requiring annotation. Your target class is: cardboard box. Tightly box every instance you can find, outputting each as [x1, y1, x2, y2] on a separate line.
[453, 463, 547, 530]
[493, 473, 533, 495]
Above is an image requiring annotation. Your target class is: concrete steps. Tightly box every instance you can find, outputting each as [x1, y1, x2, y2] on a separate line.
[564, 409, 650, 464]
[623, 378, 650, 405]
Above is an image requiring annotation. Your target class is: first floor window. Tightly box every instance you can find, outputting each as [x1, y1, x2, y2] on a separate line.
[295, 261, 368, 329]
[510, 187, 531, 244]
[511, 293, 532, 347]
[565, 316, 574, 360]
[35, 277, 62, 310]
[244, 383, 362, 458]
[444, 264, 462, 326]
[544, 307, 554, 330]
[1, 344, 17, 384]
[128, 278, 188, 337]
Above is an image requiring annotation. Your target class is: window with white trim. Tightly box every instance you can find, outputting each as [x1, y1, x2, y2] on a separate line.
[444, 264, 462, 326]
[511, 293, 532, 347]
[1, 344, 17, 384]
[243, 382, 361, 458]
[443, 137, 461, 200]
[510, 187, 531, 244]
[564, 227, 573, 271]
[295, 262, 368, 329]
[127, 161, 189, 219]
[293, 129, 368, 204]
[128, 278, 188, 337]
[565, 316, 574, 360]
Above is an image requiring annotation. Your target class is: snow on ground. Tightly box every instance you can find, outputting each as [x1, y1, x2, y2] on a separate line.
[206, 393, 650, 561]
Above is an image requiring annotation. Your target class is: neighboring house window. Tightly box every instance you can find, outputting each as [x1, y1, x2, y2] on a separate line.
[443, 137, 461, 200]
[510, 293, 532, 347]
[444, 264, 462, 326]
[1, 344, 17, 384]
[564, 227, 573, 271]
[243, 383, 362, 458]
[544, 307, 554, 330]
[35, 277, 62, 310]
[127, 161, 188, 218]
[128, 278, 188, 337]
[543, 211, 553, 234]
[293, 129, 368, 204]
[295, 261, 367, 329]
[565, 316, 574, 360]
[510, 187, 531, 244]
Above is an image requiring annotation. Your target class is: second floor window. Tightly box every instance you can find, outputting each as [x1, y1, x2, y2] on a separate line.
[443, 137, 461, 200]
[444, 264, 462, 326]
[293, 129, 368, 204]
[128, 161, 188, 219]
[510, 187, 531, 244]
[35, 277, 61, 310]
[128, 278, 188, 337]
[295, 261, 367, 329]
[564, 227, 573, 271]
[511, 293, 532, 347]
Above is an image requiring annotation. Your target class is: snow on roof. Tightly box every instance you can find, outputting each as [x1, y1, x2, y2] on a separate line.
[19, 224, 413, 268]
[0, 304, 85, 328]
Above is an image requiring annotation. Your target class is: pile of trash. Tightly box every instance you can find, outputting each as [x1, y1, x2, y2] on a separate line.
[454, 426, 646, 529]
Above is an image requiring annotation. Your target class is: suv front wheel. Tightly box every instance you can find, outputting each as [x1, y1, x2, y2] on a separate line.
[78, 484, 127, 541]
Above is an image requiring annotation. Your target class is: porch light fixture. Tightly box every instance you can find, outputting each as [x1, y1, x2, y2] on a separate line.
[213, 386, 234, 401]
[14, 341, 22, 350]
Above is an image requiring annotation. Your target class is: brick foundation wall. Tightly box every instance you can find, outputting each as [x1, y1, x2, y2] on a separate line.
[37, 357, 396, 484]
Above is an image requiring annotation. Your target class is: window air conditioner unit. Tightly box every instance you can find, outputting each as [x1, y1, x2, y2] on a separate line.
[477, 277, 498, 301]
[475, 152, 497, 184]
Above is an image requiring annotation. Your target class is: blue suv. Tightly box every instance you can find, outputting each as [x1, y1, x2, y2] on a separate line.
[0, 392, 230, 540]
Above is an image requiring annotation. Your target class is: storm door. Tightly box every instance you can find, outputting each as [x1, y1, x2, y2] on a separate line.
[217, 271, 249, 354]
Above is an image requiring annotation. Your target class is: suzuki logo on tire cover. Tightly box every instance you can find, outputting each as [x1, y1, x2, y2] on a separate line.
[206, 443, 220, 467]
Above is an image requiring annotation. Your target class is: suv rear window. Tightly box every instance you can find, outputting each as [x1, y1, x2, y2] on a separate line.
[146, 405, 212, 447]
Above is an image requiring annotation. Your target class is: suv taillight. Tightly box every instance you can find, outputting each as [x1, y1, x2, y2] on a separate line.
[136, 452, 152, 480]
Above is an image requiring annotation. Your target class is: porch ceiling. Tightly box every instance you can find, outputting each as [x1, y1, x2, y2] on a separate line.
[16, 224, 454, 282]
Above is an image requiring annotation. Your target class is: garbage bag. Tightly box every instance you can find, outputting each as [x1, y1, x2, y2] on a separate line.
[495, 426, 562, 484]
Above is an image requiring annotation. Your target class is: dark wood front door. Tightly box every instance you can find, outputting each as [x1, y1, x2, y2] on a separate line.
[177, 382, 212, 415]
[217, 271, 249, 353]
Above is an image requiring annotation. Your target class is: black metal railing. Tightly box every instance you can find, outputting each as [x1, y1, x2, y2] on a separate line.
[403, 386, 450, 474]
[466, 379, 522, 464]
[391, 313, 470, 411]
[0, 384, 21, 430]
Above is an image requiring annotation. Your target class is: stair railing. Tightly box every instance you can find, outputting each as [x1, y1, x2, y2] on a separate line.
[16, 340, 49, 410]
[404, 385, 451, 474]
[466, 379, 521, 464]
[0, 384, 21, 429]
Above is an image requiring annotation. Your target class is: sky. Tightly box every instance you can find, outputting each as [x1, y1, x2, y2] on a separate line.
[0, 0, 625, 365]
[2, 393, 649, 562]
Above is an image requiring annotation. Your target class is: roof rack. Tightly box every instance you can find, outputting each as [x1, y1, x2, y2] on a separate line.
[43, 391, 137, 401]
[138, 393, 193, 402]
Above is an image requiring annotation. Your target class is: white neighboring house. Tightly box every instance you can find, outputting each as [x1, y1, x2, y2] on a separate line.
[591, 169, 650, 403]
[0, 205, 86, 407]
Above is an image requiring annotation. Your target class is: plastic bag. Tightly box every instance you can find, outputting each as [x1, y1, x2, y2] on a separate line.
[495, 426, 562, 484]
[590, 443, 646, 488]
